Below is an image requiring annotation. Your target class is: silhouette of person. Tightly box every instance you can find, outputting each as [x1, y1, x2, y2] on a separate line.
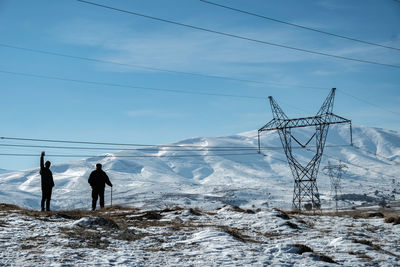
[40, 151, 54, 212]
[88, 163, 112, 211]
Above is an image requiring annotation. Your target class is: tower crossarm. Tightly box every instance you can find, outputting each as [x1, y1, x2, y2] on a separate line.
[258, 113, 350, 132]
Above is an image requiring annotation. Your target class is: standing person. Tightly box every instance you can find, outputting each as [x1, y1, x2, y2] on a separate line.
[40, 151, 54, 212]
[88, 163, 113, 211]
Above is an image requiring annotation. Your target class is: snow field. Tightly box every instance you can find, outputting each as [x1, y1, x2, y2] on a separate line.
[0, 205, 399, 266]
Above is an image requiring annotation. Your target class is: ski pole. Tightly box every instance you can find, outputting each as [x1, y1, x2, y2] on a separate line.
[111, 186, 113, 207]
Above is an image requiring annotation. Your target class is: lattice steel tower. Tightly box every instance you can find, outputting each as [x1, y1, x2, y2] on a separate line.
[323, 161, 348, 212]
[258, 88, 352, 210]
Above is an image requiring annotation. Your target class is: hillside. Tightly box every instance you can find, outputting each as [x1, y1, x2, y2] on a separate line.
[0, 124, 399, 211]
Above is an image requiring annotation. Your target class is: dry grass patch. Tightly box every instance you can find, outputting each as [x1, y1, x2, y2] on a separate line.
[159, 206, 184, 213]
[351, 238, 381, 250]
[115, 229, 148, 242]
[217, 225, 263, 244]
[274, 209, 290, 220]
[0, 203, 21, 211]
[285, 221, 299, 229]
[292, 244, 338, 264]
[348, 250, 373, 261]
[60, 227, 111, 249]
[230, 205, 257, 214]
[0, 219, 8, 227]
[309, 253, 338, 264]
[384, 216, 400, 225]
[288, 208, 399, 220]
[292, 243, 313, 254]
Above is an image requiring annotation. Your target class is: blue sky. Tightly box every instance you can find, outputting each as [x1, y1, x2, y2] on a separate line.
[0, 0, 399, 170]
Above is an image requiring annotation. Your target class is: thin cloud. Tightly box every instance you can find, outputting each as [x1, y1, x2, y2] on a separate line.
[127, 109, 185, 118]
[52, 17, 399, 79]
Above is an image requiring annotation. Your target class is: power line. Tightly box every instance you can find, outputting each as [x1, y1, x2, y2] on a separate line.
[0, 152, 258, 158]
[1, 68, 397, 117]
[0, 136, 261, 149]
[77, 0, 400, 69]
[0, 136, 351, 151]
[337, 89, 400, 116]
[200, 0, 400, 52]
[0, 43, 327, 91]
[0, 45, 397, 117]
[0, 143, 259, 152]
[352, 144, 399, 164]
[0, 70, 265, 100]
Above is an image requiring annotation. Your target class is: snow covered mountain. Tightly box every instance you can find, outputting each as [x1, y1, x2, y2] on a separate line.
[0, 168, 11, 174]
[0, 124, 399, 211]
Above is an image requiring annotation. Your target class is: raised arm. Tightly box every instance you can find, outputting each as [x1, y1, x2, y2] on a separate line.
[40, 151, 45, 170]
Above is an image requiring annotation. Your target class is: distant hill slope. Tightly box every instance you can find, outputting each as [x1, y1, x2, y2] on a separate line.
[0, 124, 399, 210]
[0, 168, 11, 174]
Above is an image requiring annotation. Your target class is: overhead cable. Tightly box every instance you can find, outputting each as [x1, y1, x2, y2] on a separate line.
[0, 44, 396, 116]
[0, 143, 258, 151]
[0, 136, 352, 150]
[0, 152, 258, 158]
[0, 70, 265, 100]
[351, 144, 399, 164]
[337, 89, 400, 116]
[0, 141, 351, 152]
[77, 0, 400, 69]
[0, 43, 327, 91]
[200, 0, 400, 51]
[0, 136, 260, 148]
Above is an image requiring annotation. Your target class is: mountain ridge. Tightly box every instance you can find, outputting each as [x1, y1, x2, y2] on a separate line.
[0, 124, 399, 211]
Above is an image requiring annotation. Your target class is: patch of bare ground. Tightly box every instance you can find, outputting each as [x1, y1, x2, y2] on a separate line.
[293, 243, 314, 254]
[159, 206, 184, 213]
[287, 208, 399, 219]
[274, 209, 290, 220]
[309, 253, 338, 264]
[0, 203, 21, 211]
[285, 221, 299, 229]
[351, 238, 381, 250]
[0, 219, 8, 227]
[219, 226, 254, 243]
[229, 205, 258, 214]
[60, 227, 112, 249]
[178, 222, 263, 244]
[258, 231, 291, 239]
[19, 236, 48, 250]
[384, 216, 400, 225]
[351, 238, 400, 259]
[348, 250, 373, 261]
[115, 229, 148, 242]
[292, 244, 338, 264]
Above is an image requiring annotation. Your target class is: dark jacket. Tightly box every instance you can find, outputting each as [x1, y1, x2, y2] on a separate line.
[88, 169, 112, 189]
[40, 155, 54, 189]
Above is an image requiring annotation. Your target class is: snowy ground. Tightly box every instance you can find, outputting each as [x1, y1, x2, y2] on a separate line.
[0, 204, 399, 266]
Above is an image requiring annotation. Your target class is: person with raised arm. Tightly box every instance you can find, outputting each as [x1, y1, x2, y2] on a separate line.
[40, 151, 55, 212]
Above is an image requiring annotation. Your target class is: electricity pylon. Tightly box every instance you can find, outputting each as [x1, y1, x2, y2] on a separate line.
[323, 161, 348, 212]
[258, 88, 352, 210]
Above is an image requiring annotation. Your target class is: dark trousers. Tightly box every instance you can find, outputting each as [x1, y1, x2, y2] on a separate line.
[41, 187, 52, 211]
[92, 187, 105, 211]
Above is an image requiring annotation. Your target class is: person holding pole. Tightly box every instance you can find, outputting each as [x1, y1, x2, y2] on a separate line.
[88, 163, 113, 211]
[40, 151, 55, 212]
